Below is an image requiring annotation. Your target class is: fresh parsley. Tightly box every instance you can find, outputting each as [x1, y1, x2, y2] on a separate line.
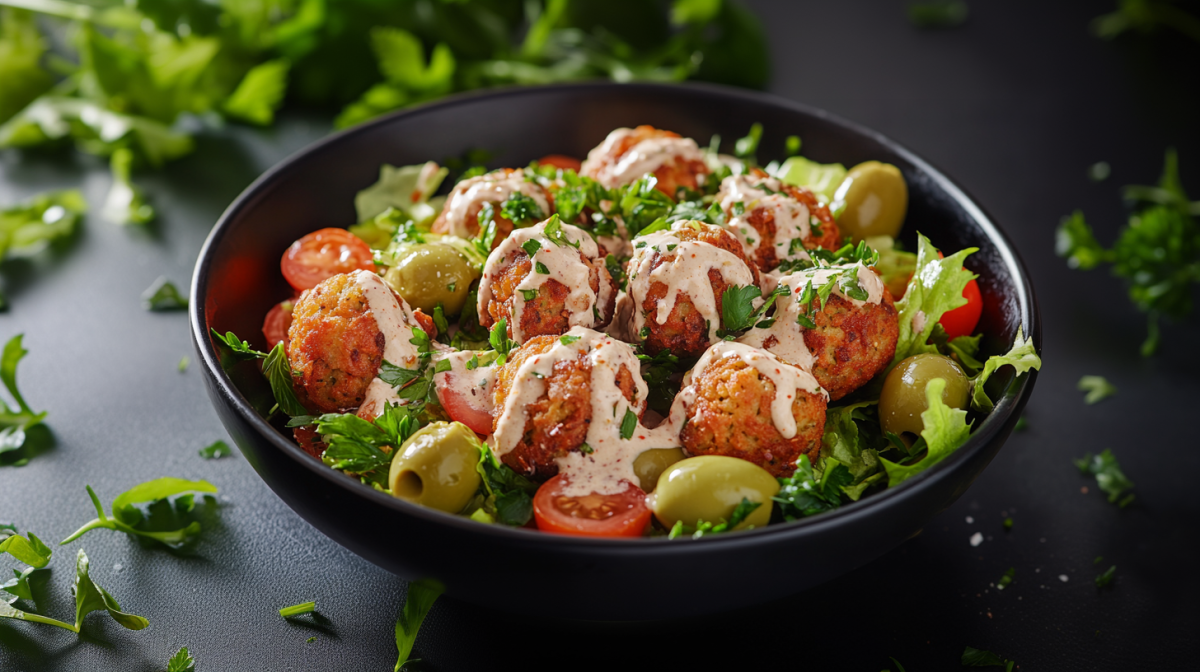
[637, 348, 681, 414]
[474, 202, 498, 257]
[499, 192, 545, 226]
[617, 177, 675, 237]
[475, 441, 539, 526]
[142, 276, 188, 311]
[0, 189, 86, 306]
[1075, 449, 1135, 507]
[668, 498, 762, 539]
[166, 647, 196, 672]
[394, 578, 444, 672]
[718, 284, 788, 337]
[198, 440, 233, 460]
[1095, 565, 1117, 589]
[488, 320, 519, 366]
[774, 455, 853, 520]
[996, 567, 1015, 590]
[61, 478, 220, 549]
[1077, 375, 1117, 405]
[909, 1, 969, 29]
[620, 408, 638, 440]
[0, 548, 149, 634]
[961, 646, 1015, 670]
[521, 239, 542, 257]
[0, 334, 47, 466]
[317, 404, 422, 487]
[541, 214, 580, 249]
[1056, 150, 1199, 355]
[263, 342, 308, 417]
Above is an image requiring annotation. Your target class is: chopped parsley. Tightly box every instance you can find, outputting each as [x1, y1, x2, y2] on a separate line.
[996, 567, 1015, 590]
[167, 647, 196, 672]
[619, 408, 638, 440]
[1095, 565, 1117, 588]
[473, 202, 498, 257]
[560, 334, 581, 345]
[489, 320, 519, 366]
[541, 214, 580, 249]
[178, 355, 189, 372]
[535, 261, 550, 274]
[579, 443, 594, 455]
[668, 498, 762, 539]
[1077, 375, 1117, 404]
[521, 239, 542, 257]
[1074, 449, 1135, 507]
[279, 601, 317, 618]
[718, 284, 788, 338]
[499, 192, 545, 225]
[774, 455, 851, 520]
[520, 289, 539, 301]
[318, 404, 423, 488]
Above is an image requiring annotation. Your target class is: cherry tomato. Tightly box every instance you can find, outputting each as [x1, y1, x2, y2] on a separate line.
[538, 154, 583, 172]
[262, 300, 294, 349]
[281, 228, 374, 292]
[434, 373, 493, 435]
[939, 277, 982, 340]
[533, 474, 651, 538]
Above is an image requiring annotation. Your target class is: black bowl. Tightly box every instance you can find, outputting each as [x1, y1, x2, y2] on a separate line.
[191, 82, 1039, 620]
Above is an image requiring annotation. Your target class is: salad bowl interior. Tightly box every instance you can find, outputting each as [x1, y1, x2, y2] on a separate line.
[191, 82, 1039, 620]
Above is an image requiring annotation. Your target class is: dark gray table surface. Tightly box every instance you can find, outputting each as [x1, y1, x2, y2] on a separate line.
[2, 1, 1198, 670]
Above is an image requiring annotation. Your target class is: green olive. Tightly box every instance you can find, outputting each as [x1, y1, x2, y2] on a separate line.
[383, 243, 478, 316]
[649, 455, 778, 530]
[388, 421, 483, 513]
[831, 161, 908, 242]
[879, 354, 970, 442]
[633, 447, 686, 493]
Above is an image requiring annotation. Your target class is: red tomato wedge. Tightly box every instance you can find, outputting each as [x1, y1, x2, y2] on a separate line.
[939, 277, 982, 340]
[538, 154, 583, 172]
[262, 300, 294, 349]
[533, 474, 651, 538]
[281, 228, 374, 292]
[434, 373, 494, 435]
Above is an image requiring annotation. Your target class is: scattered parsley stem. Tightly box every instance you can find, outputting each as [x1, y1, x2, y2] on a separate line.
[279, 601, 317, 618]
[61, 478, 219, 548]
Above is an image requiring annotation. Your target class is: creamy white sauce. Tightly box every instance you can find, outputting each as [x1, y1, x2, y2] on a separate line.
[352, 269, 423, 420]
[490, 326, 681, 496]
[624, 220, 759, 346]
[440, 169, 550, 238]
[672, 341, 826, 440]
[717, 173, 813, 264]
[581, 128, 706, 189]
[476, 219, 608, 343]
[739, 262, 886, 371]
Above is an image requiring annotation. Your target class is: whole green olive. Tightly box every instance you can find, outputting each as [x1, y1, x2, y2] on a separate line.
[831, 161, 908, 242]
[383, 243, 478, 316]
[879, 354, 970, 442]
[388, 421, 483, 513]
[633, 447, 685, 493]
[649, 455, 778, 530]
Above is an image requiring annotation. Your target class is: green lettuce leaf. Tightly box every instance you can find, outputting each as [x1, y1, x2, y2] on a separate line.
[970, 327, 1042, 412]
[354, 162, 448, 225]
[893, 232, 978, 364]
[881, 378, 973, 486]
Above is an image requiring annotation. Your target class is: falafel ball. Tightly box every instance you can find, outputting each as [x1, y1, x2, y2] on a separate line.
[580, 126, 710, 196]
[740, 263, 899, 400]
[491, 329, 643, 480]
[478, 218, 617, 343]
[286, 272, 387, 413]
[623, 219, 762, 358]
[430, 168, 554, 249]
[674, 341, 828, 478]
[717, 171, 842, 272]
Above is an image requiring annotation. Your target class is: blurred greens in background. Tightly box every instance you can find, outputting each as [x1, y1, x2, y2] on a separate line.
[0, 0, 769, 225]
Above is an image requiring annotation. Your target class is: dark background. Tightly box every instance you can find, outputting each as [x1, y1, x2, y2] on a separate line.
[2, 1, 1198, 670]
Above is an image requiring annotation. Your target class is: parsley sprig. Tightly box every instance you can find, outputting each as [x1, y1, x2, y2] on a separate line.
[0, 546, 149, 634]
[1057, 149, 1199, 355]
[499, 192, 545, 226]
[61, 478, 220, 549]
[718, 284, 789, 338]
[667, 498, 762, 539]
[0, 334, 47, 466]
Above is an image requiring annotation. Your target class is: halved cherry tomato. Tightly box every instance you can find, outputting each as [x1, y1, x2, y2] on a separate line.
[434, 373, 493, 435]
[533, 474, 651, 538]
[538, 154, 583, 172]
[281, 228, 374, 292]
[263, 299, 295, 349]
[939, 277, 982, 340]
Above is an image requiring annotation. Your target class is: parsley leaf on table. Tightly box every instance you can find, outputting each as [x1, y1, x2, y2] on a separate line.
[167, 647, 196, 672]
[0, 189, 86, 273]
[198, 440, 233, 460]
[1075, 449, 1135, 507]
[61, 478, 220, 549]
[142, 276, 188, 311]
[1, 548, 149, 634]
[0, 334, 48, 466]
[394, 578, 444, 672]
[1095, 565, 1117, 588]
[908, 1, 969, 29]
[1077, 375, 1117, 405]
